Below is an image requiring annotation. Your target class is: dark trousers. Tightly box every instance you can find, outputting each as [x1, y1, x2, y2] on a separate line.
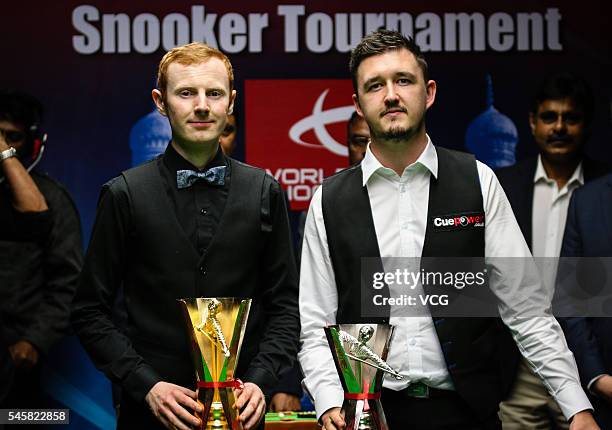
[381, 388, 501, 430]
[0, 365, 43, 409]
[1, 365, 45, 430]
[592, 397, 612, 429]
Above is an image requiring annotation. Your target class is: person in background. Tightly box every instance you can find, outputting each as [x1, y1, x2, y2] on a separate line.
[346, 111, 370, 166]
[558, 172, 612, 429]
[496, 73, 609, 429]
[219, 112, 237, 156]
[0, 90, 83, 409]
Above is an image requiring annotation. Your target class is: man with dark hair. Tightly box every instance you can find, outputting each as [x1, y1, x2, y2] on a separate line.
[346, 111, 369, 166]
[0, 90, 83, 408]
[299, 30, 599, 430]
[72, 43, 299, 430]
[497, 73, 609, 429]
[348, 29, 429, 90]
[219, 112, 237, 156]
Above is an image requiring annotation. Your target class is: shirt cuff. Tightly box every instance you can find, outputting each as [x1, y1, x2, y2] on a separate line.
[242, 367, 278, 396]
[312, 384, 344, 420]
[123, 364, 162, 403]
[554, 381, 593, 421]
[587, 374, 607, 394]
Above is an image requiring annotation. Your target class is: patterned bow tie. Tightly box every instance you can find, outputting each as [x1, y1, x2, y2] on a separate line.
[176, 166, 226, 189]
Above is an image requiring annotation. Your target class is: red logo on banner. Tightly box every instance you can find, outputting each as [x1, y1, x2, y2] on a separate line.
[245, 79, 354, 210]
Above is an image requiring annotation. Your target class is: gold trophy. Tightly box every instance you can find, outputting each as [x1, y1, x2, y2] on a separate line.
[178, 297, 251, 430]
[325, 324, 402, 430]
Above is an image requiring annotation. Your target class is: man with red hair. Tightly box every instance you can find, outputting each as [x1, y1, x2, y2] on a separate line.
[73, 43, 299, 430]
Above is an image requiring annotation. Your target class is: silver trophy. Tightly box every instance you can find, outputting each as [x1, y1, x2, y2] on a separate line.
[324, 324, 402, 430]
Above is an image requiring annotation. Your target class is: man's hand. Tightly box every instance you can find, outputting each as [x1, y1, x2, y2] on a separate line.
[9, 340, 39, 370]
[145, 381, 202, 430]
[234, 382, 265, 430]
[320, 407, 345, 430]
[0, 131, 47, 212]
[592, 375, 612, 405]
[269, 393, 301, 412]
[569, 410, 600, 430]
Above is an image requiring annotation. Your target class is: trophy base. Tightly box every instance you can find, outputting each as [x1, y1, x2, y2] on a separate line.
[198, 389, 242, 430]
[205, 402, 227, 430]
[342, 399, 388, 430]
[358, 411, 374, 430]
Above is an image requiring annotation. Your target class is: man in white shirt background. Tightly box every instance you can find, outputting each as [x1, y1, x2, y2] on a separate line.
[298, 30, 599, 430]
[496, 73, 610, 429]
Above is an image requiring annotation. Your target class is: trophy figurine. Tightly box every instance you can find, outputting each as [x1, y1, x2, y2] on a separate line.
[324, 324, 403, 430]
[178, 297, 251, 430]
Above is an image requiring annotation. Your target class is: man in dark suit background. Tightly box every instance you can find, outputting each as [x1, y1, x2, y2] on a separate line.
[559, 173, 612, 428]
[1, 91, 83, 411]
[496, 73, 609, 428]
[72, 43, 299, 430]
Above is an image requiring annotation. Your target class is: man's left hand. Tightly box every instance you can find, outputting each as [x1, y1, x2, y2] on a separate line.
[235, 382, 266, 430]
[569, 410, 600, 430]
[269, 393, 301, 412]
[592, 375, 612, 405]
[9, 340, 39, 370]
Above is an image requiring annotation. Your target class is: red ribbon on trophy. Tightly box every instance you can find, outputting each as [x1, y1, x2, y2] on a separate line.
[344, 392, 381, 400]
[344, 379, 381, 400]
[197, 378, 244, 390]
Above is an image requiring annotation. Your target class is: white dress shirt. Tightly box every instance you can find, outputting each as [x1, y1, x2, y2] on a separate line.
[532, 155, 584, 293]
[298, 136, 592, 420]
[532, 155, 584, 258]
[530, 156, 604, 391]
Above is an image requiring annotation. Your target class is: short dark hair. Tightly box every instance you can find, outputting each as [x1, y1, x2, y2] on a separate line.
[0, 90, 43, 134]
[532, 72, 594, 123]
[349, 29, 428, 95]
[347, 111, 361, 132]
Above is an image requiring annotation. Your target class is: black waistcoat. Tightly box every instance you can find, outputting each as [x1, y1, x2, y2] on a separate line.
[121, 157, 267, 387]
[321, 146, 518, 420]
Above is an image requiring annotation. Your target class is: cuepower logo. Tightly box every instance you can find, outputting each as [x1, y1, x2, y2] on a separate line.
[433, 214, 485, 229]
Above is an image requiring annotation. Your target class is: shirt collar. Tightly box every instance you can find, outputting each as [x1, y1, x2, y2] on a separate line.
[361, 134, 438, 186]
[163, 141, 227, 175]
[533, 154, 584, 187]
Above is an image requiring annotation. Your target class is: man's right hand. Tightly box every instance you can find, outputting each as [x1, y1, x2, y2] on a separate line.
[320, 407, 345, 430]
[592, 374, 612, 405]
[145, 381, 202, 430]
[8, 340, 39, 370]
[569, 410, 600, 430]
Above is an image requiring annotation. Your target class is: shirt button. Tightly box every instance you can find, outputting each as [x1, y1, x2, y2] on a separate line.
[200, 208, 207, 215]
[199, 266, 206, 276]
[409, 339, 417, 346]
